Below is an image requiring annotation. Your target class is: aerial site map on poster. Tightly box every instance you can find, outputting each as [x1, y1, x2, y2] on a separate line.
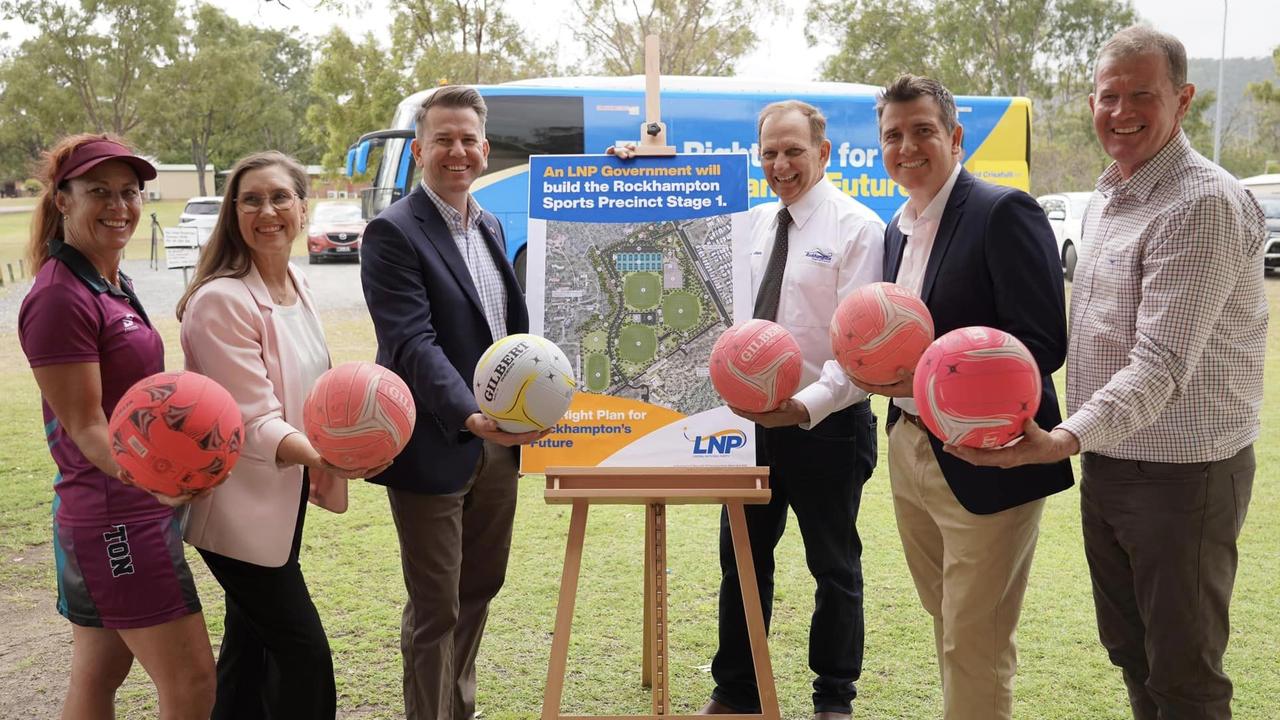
[523, 152, 752, 472]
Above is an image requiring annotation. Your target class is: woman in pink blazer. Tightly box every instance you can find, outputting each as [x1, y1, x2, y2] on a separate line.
[176, 151, 381, 720]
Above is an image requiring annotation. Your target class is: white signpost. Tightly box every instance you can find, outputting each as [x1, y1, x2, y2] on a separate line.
[163, 225, 201, 284]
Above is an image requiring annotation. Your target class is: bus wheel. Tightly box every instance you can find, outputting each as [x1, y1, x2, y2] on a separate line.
[1063, 243, 1077, 283]
[514, 247, 527, 293]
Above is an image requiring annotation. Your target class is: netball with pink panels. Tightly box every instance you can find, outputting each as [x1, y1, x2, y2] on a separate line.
[303, 362, 417, 469]
[830, 281, 934, 385]
[709, 319, 803, 413]
[913, 326, 1041, 449]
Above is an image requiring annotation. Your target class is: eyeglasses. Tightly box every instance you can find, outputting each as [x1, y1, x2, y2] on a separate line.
[235, 190, 298, 213]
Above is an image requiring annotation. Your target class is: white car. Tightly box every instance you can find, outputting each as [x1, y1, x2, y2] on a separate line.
[178, 196, 223, 246]
[1036, 192, 1093, 281]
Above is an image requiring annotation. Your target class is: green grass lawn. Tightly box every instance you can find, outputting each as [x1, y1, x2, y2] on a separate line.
[1, 288, 1277, 718]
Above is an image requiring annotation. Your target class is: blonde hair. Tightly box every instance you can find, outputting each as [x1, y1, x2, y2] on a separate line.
[176, 151, 309, 319]
[27, 133, 136, 271]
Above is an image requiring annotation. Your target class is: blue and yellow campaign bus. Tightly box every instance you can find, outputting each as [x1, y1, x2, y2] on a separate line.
[346, 76, 1032, 284]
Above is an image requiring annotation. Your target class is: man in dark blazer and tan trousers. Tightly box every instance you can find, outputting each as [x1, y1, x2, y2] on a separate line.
[851, 75, 1074, 720]
[360, 85, 542, 720]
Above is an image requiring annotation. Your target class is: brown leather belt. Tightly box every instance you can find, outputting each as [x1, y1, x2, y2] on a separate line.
[900, 410, 928, 433]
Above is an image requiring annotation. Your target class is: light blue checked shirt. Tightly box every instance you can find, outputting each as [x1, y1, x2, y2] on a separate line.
[420, 181, 508, 343]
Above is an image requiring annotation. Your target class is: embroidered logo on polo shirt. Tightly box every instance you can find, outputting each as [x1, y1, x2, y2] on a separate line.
[120, 315, 138, 330]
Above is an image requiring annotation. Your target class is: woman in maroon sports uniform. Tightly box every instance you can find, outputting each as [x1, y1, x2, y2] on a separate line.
[18, 134, 215, 720]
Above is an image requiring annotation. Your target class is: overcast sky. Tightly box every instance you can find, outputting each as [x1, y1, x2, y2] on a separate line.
[5, 0, 1277, 80]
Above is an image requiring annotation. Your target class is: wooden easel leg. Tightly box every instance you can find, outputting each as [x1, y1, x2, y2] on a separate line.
[642, 506, 654, 688]
[726, 502, 780, 720]
[542, 500, 590, 720]
[650, 503, 670, 716]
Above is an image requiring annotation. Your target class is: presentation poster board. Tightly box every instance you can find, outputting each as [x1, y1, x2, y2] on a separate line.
[163, 226, 200, 270]
[523, 152, 755, 473]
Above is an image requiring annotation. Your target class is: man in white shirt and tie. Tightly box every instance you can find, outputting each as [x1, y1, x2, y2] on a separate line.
[614, 100, 882, 718]
[705, 100, 884, 720]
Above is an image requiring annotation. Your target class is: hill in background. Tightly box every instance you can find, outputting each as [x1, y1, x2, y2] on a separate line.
[1188, 56, 1277, 141]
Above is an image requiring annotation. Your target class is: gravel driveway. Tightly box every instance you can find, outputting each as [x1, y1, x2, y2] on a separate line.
[0, 257, 369, 333]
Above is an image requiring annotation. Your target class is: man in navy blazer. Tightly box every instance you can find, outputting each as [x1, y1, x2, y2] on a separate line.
[360, 85, 541, 720]
[852, 75, 1072, 720]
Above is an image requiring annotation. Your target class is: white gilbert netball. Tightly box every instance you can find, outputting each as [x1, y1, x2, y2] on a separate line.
[473, 334, 577, 433]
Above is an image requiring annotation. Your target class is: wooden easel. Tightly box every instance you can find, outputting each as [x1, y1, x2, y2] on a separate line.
[627, 34, 676, 158]
[541, 466, 780, 720]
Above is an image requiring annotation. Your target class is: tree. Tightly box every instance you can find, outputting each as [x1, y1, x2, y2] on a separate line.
[572, 0, 767, 76]
[304, 29, 410, 175]
[807, 0, 1134, 96]
[0, 0, 180, 136]
[805, 0, 1135, 192]
[1244, 46, 1280, 174]
[251, 27, 320, 163]
[0, 47, 85, 179]
[139, 5, 321, 195]
[140, 5, 276, 195]
[391, 0, 556, 86]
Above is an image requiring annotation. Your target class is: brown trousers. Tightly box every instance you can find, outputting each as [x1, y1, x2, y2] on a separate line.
[1081, 446, 1254, 720]
[387, 441, 519, 720]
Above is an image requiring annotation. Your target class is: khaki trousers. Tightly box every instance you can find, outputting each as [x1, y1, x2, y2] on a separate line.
[888, 419, 1044, 720]
[387, 441, 519, 720]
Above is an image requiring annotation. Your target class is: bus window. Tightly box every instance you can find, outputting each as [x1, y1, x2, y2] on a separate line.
[486, 95, 585, 172]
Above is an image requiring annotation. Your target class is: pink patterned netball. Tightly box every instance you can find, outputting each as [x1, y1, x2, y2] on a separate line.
[709, 319, 803, 413]
[830, 281, 934, 385]
[109, 372, 244, 496]
[303, 361, 417, 469]
[913, 326, 1041, 449]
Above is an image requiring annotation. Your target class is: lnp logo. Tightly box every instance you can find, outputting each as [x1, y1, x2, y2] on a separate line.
[684, 428, 748, 455]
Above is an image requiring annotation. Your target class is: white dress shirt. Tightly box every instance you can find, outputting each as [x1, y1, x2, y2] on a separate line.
[892, 161, 961, 416]
[748, 178, 885, 428]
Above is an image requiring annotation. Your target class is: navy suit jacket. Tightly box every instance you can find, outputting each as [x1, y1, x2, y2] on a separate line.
[886, 169, 1073, 514]
[360, 185, 529, 494]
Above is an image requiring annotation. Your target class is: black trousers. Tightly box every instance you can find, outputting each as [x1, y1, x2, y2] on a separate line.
[198, 476, 336, 720]
[711, 402, 877, 714]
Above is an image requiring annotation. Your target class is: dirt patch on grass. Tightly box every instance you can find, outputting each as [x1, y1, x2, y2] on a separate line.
[0, 542, 399, 719]
[0, 544, 71, 719]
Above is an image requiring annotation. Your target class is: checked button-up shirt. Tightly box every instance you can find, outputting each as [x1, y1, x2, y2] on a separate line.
[421, 180, 509, 344]
[1059, 131, 1268, 463]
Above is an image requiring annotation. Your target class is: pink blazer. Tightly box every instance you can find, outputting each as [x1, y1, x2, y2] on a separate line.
[180, 262, 345, 567]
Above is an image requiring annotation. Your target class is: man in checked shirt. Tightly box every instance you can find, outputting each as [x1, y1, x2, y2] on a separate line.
[950, 25, 1268, 720]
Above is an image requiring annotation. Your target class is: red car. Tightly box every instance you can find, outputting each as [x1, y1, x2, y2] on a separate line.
[307, 201, 366, 263]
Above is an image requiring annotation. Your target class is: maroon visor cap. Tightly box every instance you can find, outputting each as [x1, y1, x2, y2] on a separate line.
[53, 140, 158, 188]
